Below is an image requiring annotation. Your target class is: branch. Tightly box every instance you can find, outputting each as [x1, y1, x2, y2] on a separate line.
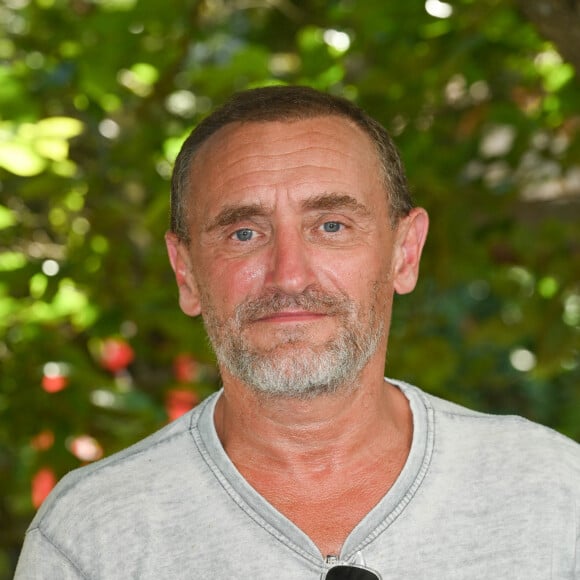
[516, 0, 580, 74]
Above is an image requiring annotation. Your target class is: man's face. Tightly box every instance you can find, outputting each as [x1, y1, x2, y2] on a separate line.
[167, 116, 426, 398]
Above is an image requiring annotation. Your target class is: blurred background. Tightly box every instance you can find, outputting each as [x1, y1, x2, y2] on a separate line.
[1, 0, 579, 575]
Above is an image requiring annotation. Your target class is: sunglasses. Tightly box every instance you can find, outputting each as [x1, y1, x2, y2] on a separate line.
[322, 563, 383, 579]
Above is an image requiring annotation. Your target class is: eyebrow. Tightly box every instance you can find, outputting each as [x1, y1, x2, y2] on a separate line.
[204, 192, 371, 233]
[204, 203, 271, 232]
[301, 193, 372, 217]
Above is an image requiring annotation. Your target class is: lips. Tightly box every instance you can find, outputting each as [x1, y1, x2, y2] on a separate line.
[235, 288, 351, 325]
[254, 310, 327, 323]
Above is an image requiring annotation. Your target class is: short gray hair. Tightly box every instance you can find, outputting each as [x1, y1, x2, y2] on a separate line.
[170, 85, 414, 242]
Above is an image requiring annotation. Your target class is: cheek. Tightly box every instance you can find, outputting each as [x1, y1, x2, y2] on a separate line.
[207, 259, 268, 307]
[239, 262, 267, 286]
[320, 250, 390, 293]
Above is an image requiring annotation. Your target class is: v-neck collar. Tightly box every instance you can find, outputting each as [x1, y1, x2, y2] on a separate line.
[189, 379, 434, 565]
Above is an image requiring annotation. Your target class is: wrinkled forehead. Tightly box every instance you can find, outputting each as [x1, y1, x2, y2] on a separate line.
[186, 116, 383, 197]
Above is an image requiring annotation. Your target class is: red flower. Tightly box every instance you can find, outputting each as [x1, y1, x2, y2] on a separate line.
[31, 430, 55, 451]
[41, 373, 68, 393]
[32, 467, 57, 508]
[99, 338, 134, 373]
[173, 353, 199, 383]
[165, 389, 199, 422]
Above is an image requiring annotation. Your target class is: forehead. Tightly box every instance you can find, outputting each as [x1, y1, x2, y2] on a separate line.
[187, 116, 384, 215]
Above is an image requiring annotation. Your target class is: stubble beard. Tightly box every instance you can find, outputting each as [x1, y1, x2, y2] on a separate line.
[201, 286, 385, 399]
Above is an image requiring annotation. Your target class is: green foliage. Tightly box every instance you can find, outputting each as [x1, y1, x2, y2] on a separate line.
[1, 0, 579, 576]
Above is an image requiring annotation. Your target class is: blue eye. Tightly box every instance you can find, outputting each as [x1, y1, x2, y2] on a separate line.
[233, 228, 254, 241]
[322, 221, 342, 233]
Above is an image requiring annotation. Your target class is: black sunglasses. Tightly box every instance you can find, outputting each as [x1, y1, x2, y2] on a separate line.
[322, 563, 382, 579]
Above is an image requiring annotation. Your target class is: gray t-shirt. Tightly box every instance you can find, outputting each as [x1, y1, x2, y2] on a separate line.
[15, 381, 580, 579]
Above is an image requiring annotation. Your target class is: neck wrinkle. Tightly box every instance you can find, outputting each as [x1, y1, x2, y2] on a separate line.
[213, 369, 413, 476]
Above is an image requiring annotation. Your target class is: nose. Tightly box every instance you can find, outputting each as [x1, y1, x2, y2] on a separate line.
[266, 228, 316, 295]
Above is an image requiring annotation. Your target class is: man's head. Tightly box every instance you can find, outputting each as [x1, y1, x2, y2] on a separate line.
[166, 86, 428, 399]
[170, 85, 414, 243]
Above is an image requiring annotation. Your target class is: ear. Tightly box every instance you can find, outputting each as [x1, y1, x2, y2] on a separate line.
[165, 232, 202, 317]
[392, 208, 429, 295]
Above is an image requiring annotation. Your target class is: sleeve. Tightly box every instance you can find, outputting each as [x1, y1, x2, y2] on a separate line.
[14, 528, 86, 580]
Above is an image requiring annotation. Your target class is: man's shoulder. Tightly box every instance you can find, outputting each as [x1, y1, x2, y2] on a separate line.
[395, 380, 580, 469]
[428, 387, 576, 437]
[29, 395, 213, 535]
[411, 383, 580, 473]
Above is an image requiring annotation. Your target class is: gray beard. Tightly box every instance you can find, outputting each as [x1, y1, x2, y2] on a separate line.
[201, 287, 385, 399]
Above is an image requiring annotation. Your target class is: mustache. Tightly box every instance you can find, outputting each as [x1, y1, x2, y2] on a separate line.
[235, 288, 352, 324]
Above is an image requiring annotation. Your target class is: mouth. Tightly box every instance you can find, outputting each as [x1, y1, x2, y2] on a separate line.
[236, 289, 350, 327]
[252, 310, 328, 324]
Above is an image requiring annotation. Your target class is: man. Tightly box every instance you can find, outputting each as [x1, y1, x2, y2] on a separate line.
[16, 86, 580, 579]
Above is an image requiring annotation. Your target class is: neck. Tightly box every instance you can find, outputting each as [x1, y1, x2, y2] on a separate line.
[214, 363, 412, 474]
[213, 362, 413, 556]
